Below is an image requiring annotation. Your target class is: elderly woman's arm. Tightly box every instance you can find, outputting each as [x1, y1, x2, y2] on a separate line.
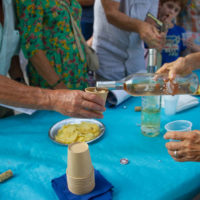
[164, 130, 200, 162]
[101, 0, 165, 50]
[78, 0, 94, 6]
[16, 0, 67, 89]
[156, 52, 200, 79]
[0, 75, 105, 118]
[30, 50, 66, 89]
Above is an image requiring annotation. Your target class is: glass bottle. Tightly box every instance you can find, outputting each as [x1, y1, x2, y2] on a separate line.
[142, 48, 161, 137]
[141, 95, 161, 137]
[96, 73, 199, 96]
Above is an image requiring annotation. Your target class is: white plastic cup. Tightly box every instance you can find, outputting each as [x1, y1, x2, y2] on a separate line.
[164, 95, 179, 116]
[164, 120, 192, 141]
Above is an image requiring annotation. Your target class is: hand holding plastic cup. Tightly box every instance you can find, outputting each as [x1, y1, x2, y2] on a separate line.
[165, 120, 192, 141]
[164, 95, 179, 116]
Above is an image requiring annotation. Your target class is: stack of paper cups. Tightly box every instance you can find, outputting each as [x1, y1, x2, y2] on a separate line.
[66, 142, 95, 195]
[85, 87, 109, 105]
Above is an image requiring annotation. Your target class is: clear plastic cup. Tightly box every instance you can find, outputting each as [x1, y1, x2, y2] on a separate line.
[164, 120, 192, 141]
[164, 95, 179, 116]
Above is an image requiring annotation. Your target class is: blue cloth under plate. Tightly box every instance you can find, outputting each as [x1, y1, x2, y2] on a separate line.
[51, 169, 113, 200]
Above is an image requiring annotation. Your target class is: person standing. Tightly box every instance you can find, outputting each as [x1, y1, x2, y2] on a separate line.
[157, 0, 189, 65]
[15, 0, 88, 90]
[157, 52, 200, 162]
[0, 0, 25, 118]
[92, 0, 165, 81]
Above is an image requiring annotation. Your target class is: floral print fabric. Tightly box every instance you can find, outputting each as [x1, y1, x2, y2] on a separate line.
[16, 0, 88, 89]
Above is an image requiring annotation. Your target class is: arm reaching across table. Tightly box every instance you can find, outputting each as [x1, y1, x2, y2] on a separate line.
[156, 52, 200, 80]
[0, 75, 105, 118]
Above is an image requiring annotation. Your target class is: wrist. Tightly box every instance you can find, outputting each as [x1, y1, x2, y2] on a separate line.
[49, 77, 65, 89]
[43, 89, 57, 111]
[184, 55, 194, 72]
[134, 19, 144, 34]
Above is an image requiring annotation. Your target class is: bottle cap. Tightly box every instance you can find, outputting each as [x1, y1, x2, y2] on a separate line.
[120, 158, 129, 165]
[149, 48, 157, 56]
[148, 49, 157, 69]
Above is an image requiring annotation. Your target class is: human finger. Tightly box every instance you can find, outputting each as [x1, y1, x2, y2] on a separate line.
[83, 92, 105, 106]
[192, 130, 200, 135]
[164, 131, 192, 141]
[156, 63, 170, 74]
[156, 61, 178, 80]
[167, 150, 187, 162]
[81, 100, 106, 112]
[78, 108, 104, 119]
[165, 141, 184, 151]
[168, 67, 177, 80]
[169, 149, 200, 162]
[151, 25, 162, 39]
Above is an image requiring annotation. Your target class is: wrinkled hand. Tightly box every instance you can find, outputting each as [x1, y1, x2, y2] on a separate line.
[156, 57, 192, 80]
[164, 130, 200, 162]
[138, 21, 165, 51]
[50, 89, 106, 118]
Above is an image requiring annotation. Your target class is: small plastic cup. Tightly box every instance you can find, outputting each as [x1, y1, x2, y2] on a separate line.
[164, 120, 192, 141]
[164, 95, 179, 116]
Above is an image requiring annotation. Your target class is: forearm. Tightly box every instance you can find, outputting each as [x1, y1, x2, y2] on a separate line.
[101, 0, 141, 33]
[30, 50, 64, 86]
[0, 75, 53, 110]
[78, 0, 94, 6]
[185, 52, 200, 71]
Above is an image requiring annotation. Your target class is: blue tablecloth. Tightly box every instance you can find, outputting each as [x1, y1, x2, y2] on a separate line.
[1, 97, 200, 200]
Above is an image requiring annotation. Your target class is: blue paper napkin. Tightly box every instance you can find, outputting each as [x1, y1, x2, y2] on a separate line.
[51, 169, 113, 200]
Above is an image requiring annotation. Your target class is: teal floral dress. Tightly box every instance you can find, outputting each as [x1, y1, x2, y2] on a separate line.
[15, 0, 88, 90]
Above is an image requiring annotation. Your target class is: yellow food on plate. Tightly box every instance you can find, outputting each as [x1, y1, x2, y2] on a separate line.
[55, 122, 101, 144]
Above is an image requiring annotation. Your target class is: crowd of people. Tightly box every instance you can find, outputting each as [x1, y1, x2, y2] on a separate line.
[1, 0, 200, 162]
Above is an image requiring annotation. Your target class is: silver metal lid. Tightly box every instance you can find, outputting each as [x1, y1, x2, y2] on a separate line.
[149, 49, 157, 56]
[148, 48, 157, 69]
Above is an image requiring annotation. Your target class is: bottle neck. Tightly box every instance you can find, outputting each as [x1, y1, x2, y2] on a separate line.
[96, 81, 124, 90]
[147, 49, 157, 73]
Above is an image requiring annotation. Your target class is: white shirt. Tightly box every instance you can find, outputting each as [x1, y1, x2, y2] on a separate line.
[0, 0, 20, 75]
[93, 0, 159, 80]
